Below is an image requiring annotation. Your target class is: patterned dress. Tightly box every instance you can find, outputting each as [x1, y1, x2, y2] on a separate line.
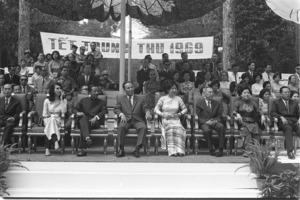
[154, 95, 187, 156]
[43, 99, 67, 141]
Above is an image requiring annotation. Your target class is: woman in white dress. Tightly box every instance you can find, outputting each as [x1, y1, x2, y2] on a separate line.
[43, 83, 67, 156]
[154, 80, 188, 157]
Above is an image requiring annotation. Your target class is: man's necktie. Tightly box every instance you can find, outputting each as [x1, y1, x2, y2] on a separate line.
[23, 86, 26, 93]
[208, 101, 211, 110]
[5, 98, 8, 110]
[129, 96, 133, 108]
[286, 100, 289, 114]
[42, 78, 45, 87]
[235, 74, 237, 83]
[85, 76, 89, 85]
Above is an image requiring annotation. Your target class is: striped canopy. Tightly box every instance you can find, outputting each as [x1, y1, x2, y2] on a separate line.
[266, 0, 300, 24]
[28, 0, 226, 26]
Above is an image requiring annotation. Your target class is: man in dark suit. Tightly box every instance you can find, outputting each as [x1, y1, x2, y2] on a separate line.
[243, 62, 256, 85]
[0, 84, 22, 145]
[212, 61, 223, 81]
[196, 87, 225, 157]
[0, 74, 4, 94]
[271, 86, 299, 159]
[135, 59, 151, 94]
[73, 85, 107, 157]
[175, 52, 192, 71]
[158, 60, 173, 85]
[114, 81, 152, 158]
[77, 64, 99, 91]
[20, 75, 36, 111]
[4, 66, 20, 85]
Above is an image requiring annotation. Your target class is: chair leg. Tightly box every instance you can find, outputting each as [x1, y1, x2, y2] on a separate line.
[155, 136, 158, 155]
[104, 137, 107, 155]
[226, 136, 230, 156]
[113, 137, 117, 156]
[234, 137, 238, 156]
[28, 136, 31, 154]
[147, 137, 151, 156]
[60, 136, 65, 154]
[186, 137, 190, 155]
[275, 139, 279, 152]
[294, 139, 297, 155]
[195, 137, 199, 155]
[18, 135, 22, 154]
[71, 136, 75, 154]
[33, 137, 37, 152]
[75, 138, 79, 153]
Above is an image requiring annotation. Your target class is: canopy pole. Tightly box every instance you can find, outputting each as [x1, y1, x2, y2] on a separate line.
[119, 0, 126, 93]
[128, 0, 132, 81]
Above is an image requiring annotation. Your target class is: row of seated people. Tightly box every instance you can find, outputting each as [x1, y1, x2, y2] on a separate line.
[0, 80, 299, 159]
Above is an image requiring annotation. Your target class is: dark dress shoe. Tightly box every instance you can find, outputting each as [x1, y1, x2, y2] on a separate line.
[133, 149, 140, 158]
[178, 153, 184, 157]
[116, 149, 125, 157]
[170, 154, 177, 157]
[216, 150, 223, 157]
[209, 149, 216, 156]
[287, 151, 295, 159]
[86, 137, 93, 148]
[77, 150, 87, 157]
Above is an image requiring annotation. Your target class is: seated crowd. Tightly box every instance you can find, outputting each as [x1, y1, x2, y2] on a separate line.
[0, 47, 299, 160]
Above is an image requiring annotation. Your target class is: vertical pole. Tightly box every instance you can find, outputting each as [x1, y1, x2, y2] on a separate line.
[128, 0, 132, 81]
[119, 0, 126, 93]
[222, 0, 236, 70]
[18, 0, 30, 63]
[296, 24, 300, 64]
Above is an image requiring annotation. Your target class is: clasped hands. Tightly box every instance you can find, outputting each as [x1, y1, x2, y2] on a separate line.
[119, 111, 152, 123]
[7, 117, 15, 122]
[162, 113, 181, 120]
[77, 112, 98, 126]
[206, 119, 217, 126]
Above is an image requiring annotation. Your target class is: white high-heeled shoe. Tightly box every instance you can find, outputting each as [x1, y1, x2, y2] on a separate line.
[54, 141, 59, 150]
[45, 148, 50, 156]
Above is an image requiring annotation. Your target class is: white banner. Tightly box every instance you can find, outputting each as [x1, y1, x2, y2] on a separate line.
[40, 32, 214, 60]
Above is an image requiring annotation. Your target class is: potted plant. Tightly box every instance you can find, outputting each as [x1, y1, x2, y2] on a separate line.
[260, 170, 300, 198]
[236, 139, 279, 191]
[0, 144, 27, 196]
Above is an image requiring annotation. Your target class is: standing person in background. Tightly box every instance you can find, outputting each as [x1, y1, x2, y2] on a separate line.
[4, 66, 20, 85]
[23, 50, 34, 68]
[212, 61, 223, 81]
[34, 67, 54, 94]
[33, 53, 48, 73]
[251, 73, 263, 97]
[135, 59, 151, 94]
[48, 51, 63, 79]
[77, 46, 86, 73]
[287, 75, 299, 93]
[175, 52, 192, 71]
[272, 73, 283, 98]
[209, 53, 218, 72]
[87, 42, 103, 68]
[262, 64, 274, 83]
[20, 59, 29, 76]
[228, 64, 241, 84]
[244, 62, 256, 85]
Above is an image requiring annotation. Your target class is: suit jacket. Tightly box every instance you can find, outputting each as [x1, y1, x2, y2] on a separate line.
[4, 74, 20, 85]
[114, 95, 149, 122]
[73, 97, 107, 121]
[0, 96, 21, 122]
[271, 98, 299, 125]
[196, 98, 223, 126]
[77, 74, 100, 90]
[212, 70, 222, 81]
[34, 76, 53, 94]
[136, 68, 150, 86]
[159, 69, 173, 82]
[244, 71, 255, 85]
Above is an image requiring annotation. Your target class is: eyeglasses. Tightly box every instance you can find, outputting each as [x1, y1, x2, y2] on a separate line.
[20, 79, 27, 81]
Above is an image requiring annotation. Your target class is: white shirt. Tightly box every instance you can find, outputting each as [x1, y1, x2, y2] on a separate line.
[251, 83, 263, 96]
[205, 98, 212, 108]
[5, 97, 11, 104]
[262, 72, 274, 83]
[228, 71, 241, 84]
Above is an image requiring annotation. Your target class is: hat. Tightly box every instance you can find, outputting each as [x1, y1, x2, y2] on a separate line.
[80, 46, 85, 50]
[102, 70, 109, 75]
[71, 45, 78, 49]
[24, 49, 31, 54]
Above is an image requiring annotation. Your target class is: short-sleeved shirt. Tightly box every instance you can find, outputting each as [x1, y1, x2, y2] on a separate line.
[56, 76, 77, 93]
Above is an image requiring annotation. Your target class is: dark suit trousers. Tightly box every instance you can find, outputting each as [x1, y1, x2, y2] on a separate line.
[0, 120, 17, 145]
[281, 123, 300, 152]
[117, 118, 147, 148]
[77, 115, 101, 148]
[201, 122, 225, 150]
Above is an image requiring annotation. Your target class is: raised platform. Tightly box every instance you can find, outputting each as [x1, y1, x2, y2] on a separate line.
[6, 162, 259, 198]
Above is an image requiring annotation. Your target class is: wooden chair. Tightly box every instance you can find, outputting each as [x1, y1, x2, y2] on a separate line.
[0, 94, 27, 153]
[193, 94, 233, 155]
[70, 94, 110, 155]
[113, 95, 153, 156]
[232, 96, 260, 155]
[27, 94, 66, 154]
